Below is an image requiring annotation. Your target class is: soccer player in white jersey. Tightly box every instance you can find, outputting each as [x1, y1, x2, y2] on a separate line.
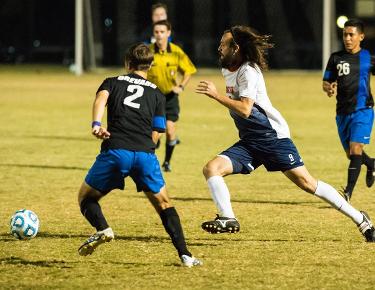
[196, 25, 375, 242]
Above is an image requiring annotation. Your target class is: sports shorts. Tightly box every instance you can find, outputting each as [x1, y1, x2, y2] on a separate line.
[336, 107, 374, 150]
[85, 149, 165, 194]
[219, 138, 304, 174]
[165, 92, 180, 122]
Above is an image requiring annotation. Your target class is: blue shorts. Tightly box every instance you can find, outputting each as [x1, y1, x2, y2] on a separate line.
[336, 108, 374, 150]
[85, 149, 165, 194]
[220, 138, 304, 174]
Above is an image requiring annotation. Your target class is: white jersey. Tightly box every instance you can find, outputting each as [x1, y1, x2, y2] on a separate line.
[222, 62, 290, 141]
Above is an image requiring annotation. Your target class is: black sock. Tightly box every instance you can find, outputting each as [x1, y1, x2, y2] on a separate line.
[362, 151, 374, 168]
[160, 207, 191, 257]
[164, 139, 177, 163]
[80, 197, 109, 231]
[346, 155, 362, 193]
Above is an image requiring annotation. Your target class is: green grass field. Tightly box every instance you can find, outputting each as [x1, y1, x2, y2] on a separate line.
[0, 65, 374, 289]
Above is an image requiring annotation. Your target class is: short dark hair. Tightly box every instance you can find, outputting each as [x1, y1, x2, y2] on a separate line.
[151, 3, 168, 14]
[125, 43, 154, 71]
[226, 25, 274, 71]
[153, 19, 172, 31]
[344, 18, 365, 33]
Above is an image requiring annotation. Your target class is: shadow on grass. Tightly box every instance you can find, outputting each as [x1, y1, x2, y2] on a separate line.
[0, 232, 172, 243]
[28, 135, 93, 142]
[0, 256, 72, 268]
[173, 196, 322, 206]
[0, 163, 87, 171]
[128, 194, 322, 206]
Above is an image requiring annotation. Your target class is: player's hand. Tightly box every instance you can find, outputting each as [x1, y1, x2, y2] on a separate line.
[323, 81, 337, 98]
[172, 86, 183, 94]
[92, 126, 111, 139]
[196, 80, 219, 99]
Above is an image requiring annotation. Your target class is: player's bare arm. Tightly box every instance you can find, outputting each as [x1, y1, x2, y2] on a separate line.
[322, 81, 337, 98]
[152, 130, 162, 144]
[92, 90, 110, 139]
[196, 80, 254, 118]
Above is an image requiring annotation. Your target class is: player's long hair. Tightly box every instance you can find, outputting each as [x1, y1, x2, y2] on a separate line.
[227, 25, 274, 71]
[125, 43, 154, 71]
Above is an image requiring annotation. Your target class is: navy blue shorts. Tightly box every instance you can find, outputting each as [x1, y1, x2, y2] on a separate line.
[85, 149, 165, 194]
[220, 138, 304, 174]
[336, 108, 374, 150]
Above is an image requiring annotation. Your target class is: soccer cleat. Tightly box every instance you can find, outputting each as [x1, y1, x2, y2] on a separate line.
[78, 227, 114, 256]
[201, 215, 240, 234]
[180, 255, 203, 268]
[162, 161, 172, 172]
[366, 159, 375, 188]
[358, 211, 375, 242]
[339, 186, 352, 203]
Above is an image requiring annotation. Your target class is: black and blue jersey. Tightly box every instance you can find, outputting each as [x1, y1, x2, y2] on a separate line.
[323, 49, 375, 115]
[96, 73, 166, 153]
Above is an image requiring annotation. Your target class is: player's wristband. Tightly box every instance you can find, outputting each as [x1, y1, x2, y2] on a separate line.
[178, 84, 184, 90]
[91, 121, 101, 128]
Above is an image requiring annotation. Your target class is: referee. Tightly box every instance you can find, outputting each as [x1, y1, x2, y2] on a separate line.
[148, 20, 197, 172]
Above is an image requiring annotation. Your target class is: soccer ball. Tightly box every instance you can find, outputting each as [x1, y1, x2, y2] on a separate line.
[9, 209, 40, 240]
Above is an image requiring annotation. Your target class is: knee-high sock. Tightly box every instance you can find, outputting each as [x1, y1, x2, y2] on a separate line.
[207, 176, 235, 218]
[160, 207, 191, 257]
[346, 154, 362, 193]
[362, 151, 373, 168]
[80, 197, 109, 231]
[164, 139, 177, 163]
[315, 180, 363, 224]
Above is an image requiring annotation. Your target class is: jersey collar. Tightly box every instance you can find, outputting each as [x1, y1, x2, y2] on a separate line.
[154, 43, 172, 54]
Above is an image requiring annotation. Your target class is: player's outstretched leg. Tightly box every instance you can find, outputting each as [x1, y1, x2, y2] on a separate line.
[284, 166, 375, 242]
[202, 157, 239, 234]
[78, 182, 114, 256]
[144, 189, 202, 267]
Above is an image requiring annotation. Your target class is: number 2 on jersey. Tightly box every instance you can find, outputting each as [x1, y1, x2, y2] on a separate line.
[124, 85, 144, 109]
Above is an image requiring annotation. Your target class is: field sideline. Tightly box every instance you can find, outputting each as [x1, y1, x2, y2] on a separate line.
[0, 65, 375, 289]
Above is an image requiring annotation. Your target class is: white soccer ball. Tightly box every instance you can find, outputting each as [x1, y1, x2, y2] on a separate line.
[9, 209, 40, 240]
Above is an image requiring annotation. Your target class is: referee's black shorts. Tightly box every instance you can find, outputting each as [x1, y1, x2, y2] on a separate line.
[165, 92, 180, 122]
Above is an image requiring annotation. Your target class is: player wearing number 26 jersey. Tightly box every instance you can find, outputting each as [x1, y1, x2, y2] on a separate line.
[323, 19, 375, 202]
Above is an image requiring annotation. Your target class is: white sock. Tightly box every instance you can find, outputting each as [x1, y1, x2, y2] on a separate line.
[315, 180, 363, 225]
[207, 176, 235, 218]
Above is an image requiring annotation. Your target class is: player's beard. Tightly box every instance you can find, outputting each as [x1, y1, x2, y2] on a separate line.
[219, 53, 236, 69]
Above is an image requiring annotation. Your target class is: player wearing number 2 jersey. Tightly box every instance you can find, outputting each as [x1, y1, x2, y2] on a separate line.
[323, 19, 375, 202]
[77, 43, 201, 267]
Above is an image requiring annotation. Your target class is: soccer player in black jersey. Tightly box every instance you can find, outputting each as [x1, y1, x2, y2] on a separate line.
[323, 19, 375, 202]
[77, 43, 201, 267]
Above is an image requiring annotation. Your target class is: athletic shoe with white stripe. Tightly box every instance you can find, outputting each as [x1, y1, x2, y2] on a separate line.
[358, 211, 375, 242]
[180, 255, 203, 267]
[201, 215, 240, 234]
[78, 227, 114, 256]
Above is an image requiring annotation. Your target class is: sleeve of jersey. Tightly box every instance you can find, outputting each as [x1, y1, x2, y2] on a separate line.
[152, 93, 166, 133]
[238, 67, 257, 101]
[323, 55, 337, 82]
[178, 50, 197, 75]
[96, 78, 112, 94]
